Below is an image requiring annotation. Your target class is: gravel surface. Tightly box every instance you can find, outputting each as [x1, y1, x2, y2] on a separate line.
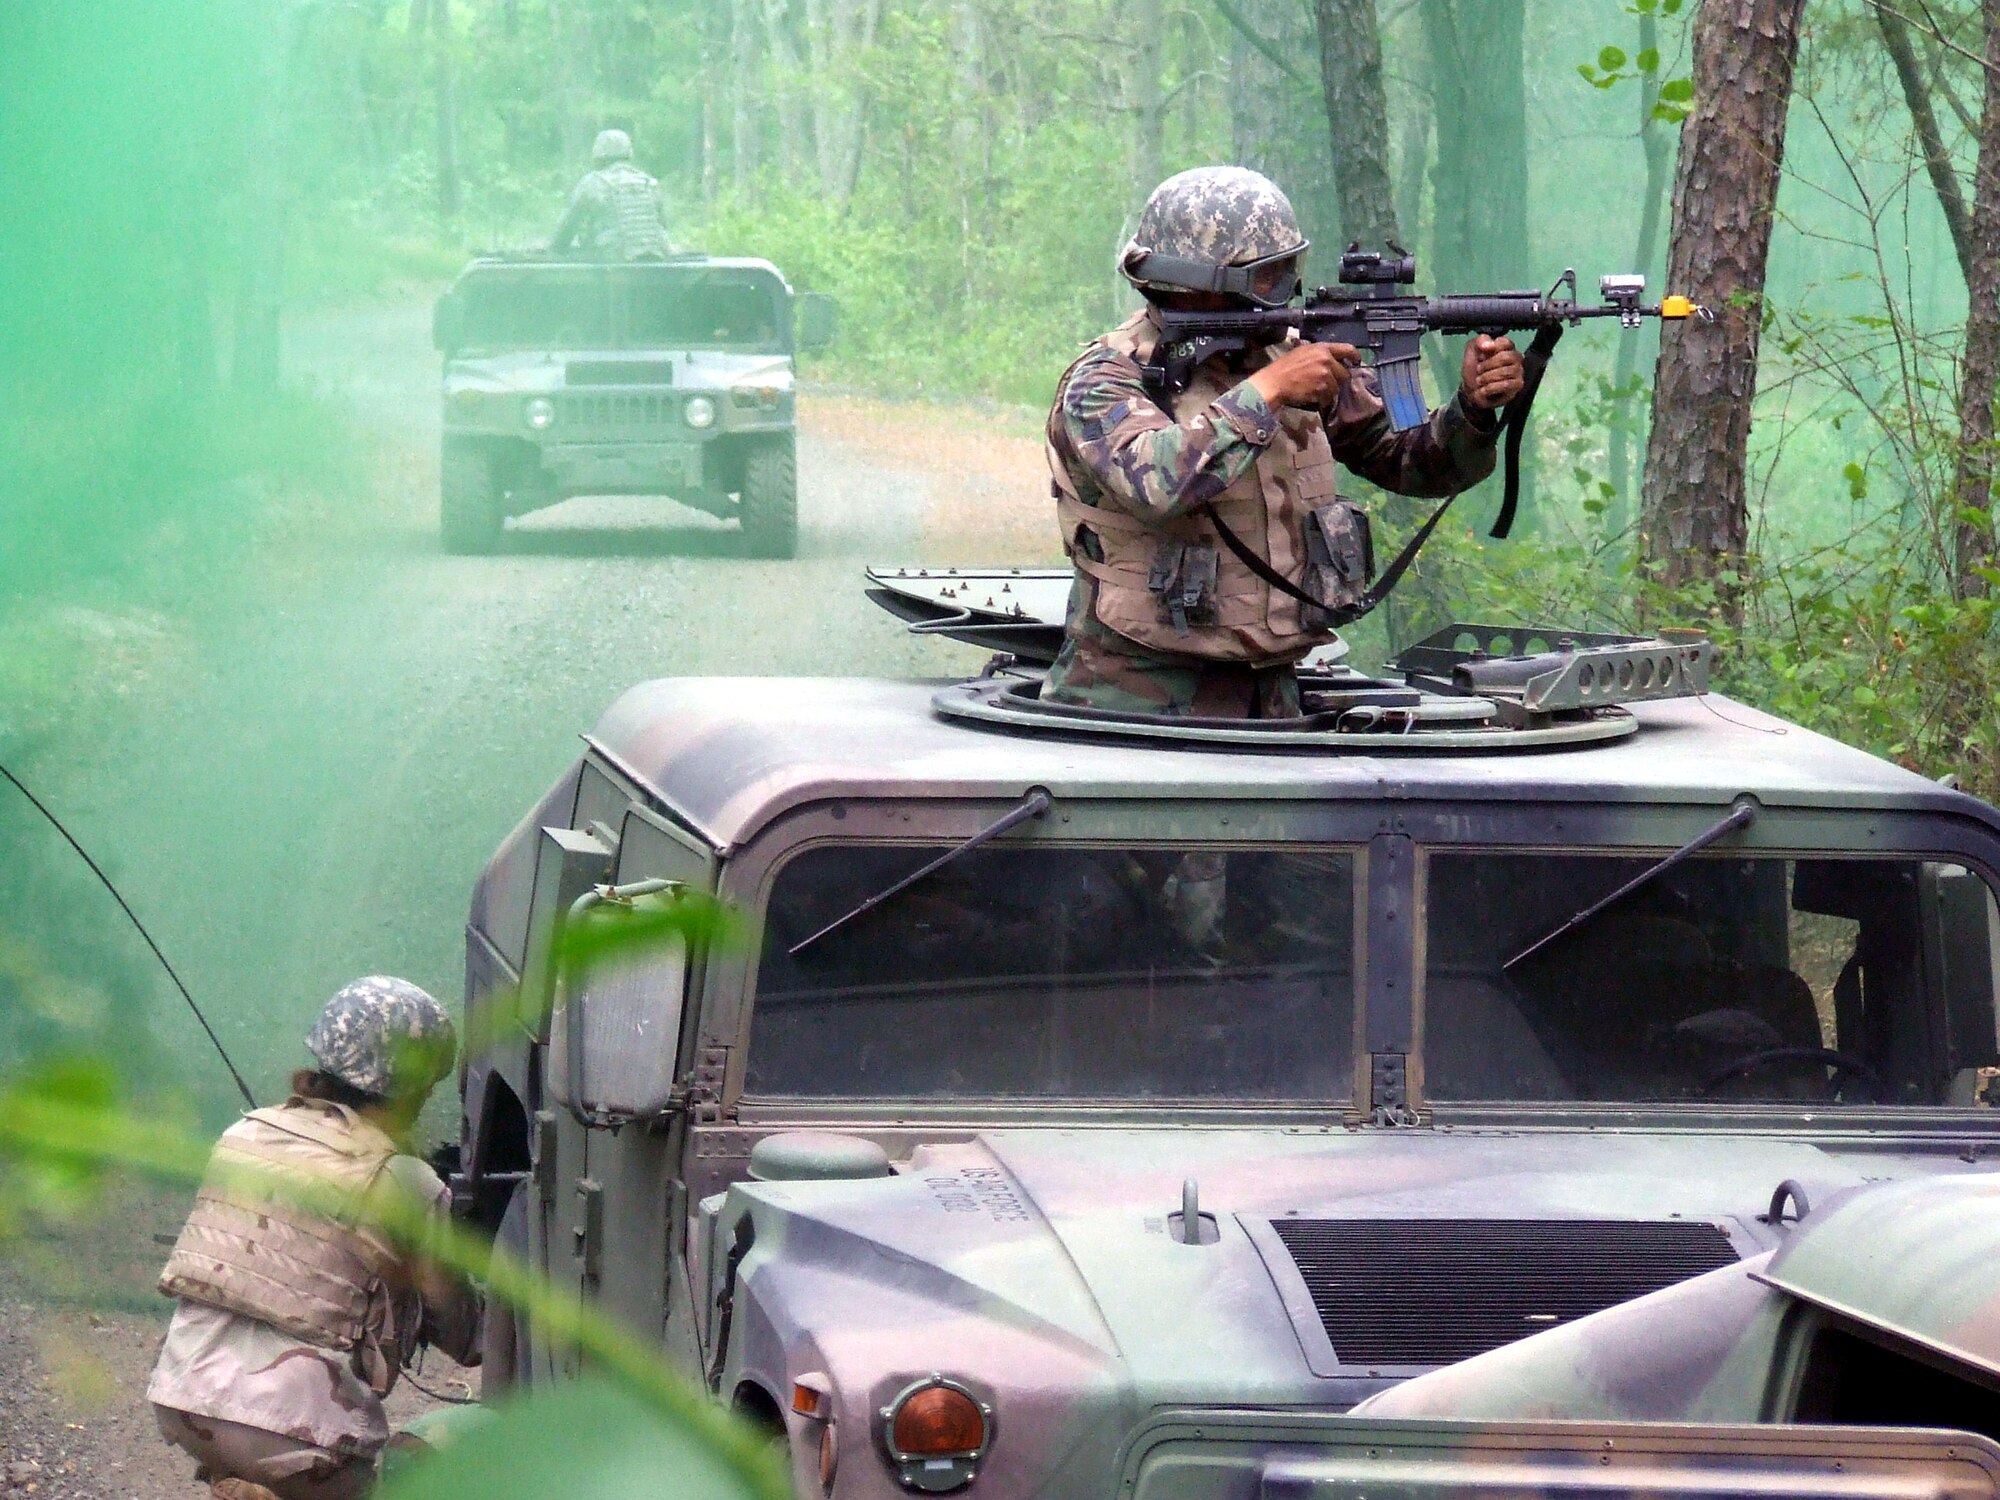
[1, 295, 1054, 1492]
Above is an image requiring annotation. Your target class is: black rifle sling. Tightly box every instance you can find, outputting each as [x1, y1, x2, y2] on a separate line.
[1487, 320, 1564, 540]
[1198, 492, 1459, 628]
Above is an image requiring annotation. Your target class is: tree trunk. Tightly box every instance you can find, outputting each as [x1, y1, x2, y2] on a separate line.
[1128, 0, 1166, 203]
[762, 0, 813, 188]
[1640, 0, 1805, 602]
[1953, 0, 2000, 596]
[547, 0, 591, 165]
[1419, 0, 1527, 293]
[1313, 0, 1401, 250]
[731, 0, 761, 188]
[802, 0, 880, 208]
[233, 4, 288, 393]
[430, 0, 460, 223]
[1877, 1, 1973, 282]
[1608, 10, 1674, 526]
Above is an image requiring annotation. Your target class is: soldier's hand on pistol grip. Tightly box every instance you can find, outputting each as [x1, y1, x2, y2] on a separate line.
[1248, 341, 1358, 410]
[1461, 334, 1526, 410]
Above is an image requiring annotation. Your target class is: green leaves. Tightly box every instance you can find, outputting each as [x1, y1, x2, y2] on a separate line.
[378, 1382, 785, 1500]
[1844, 462, 1869, 501]
[1598, 45, 1629, 72]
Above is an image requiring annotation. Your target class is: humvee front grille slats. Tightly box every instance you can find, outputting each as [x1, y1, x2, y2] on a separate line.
[1270, 1217, 1739, 1367]
[556, 391, 683, 432]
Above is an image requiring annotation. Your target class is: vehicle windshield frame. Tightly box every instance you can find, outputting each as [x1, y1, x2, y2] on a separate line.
[449, 262, 793, 356]
[701, 796, 2000, 1134]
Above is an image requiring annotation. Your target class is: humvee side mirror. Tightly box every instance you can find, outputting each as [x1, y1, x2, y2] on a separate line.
[796, 292, 838, 354]
[432, 292, 463, 354]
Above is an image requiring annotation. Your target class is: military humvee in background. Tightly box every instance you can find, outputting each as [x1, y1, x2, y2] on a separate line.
[431, 255, 836, 557]
[450, 571, 2000, 1499]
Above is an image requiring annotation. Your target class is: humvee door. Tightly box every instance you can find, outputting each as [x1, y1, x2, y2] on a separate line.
[1118, 1417, 2000, 1500]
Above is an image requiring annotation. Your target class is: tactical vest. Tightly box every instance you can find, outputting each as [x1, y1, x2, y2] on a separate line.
[599, 164, 669, 261]
[1048, 312, 1351, 665]
[159, 1099, 419, 1396]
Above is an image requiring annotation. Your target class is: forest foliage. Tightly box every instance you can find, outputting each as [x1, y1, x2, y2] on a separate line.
[7, 0, 1998, 789]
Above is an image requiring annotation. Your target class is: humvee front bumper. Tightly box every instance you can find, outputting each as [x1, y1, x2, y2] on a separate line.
[541, 440, 704, 495]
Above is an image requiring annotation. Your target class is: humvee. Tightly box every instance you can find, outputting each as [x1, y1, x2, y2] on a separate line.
[431, 255, 835, 557]
[451, 572, 2000, 1499]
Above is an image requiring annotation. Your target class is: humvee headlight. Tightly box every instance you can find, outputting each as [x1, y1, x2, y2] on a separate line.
[683, 395, 718, 429]
[880, 1377, 989, 1493]
[523, 397, 556, 431]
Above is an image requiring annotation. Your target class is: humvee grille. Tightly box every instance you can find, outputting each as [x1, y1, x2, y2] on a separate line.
[557, 391, 683, 432]
[1270, 1217, 1739, 1367]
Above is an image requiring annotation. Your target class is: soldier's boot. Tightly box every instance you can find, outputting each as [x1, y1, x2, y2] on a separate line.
[209, 1479, 283, 1500]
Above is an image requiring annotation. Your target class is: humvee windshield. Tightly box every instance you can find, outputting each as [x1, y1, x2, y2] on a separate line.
[453, 264, 787, 353]
[1427, 854, 2000, 1107]
[749, 844, 1355, 1100]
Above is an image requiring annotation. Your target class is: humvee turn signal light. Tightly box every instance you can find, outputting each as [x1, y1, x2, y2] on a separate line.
[892, 1382, 985, 1454]
[881, 1376, 992, 1492]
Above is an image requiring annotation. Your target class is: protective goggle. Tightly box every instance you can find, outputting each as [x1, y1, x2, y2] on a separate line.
[1125, 240, 1308, 309]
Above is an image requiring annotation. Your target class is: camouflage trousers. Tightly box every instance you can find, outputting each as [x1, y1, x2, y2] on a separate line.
[155, 1406, 376, 1500]
[1044, 630, 1302, 718]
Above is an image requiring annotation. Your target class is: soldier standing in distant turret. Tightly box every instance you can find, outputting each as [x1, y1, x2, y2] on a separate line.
[550, 128, 672, 261]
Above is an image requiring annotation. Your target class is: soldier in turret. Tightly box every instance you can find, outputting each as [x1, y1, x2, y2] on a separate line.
[148, 978, 481, 1500]
[550, 128, 672, 261]
[1046, 166, 1525, 717]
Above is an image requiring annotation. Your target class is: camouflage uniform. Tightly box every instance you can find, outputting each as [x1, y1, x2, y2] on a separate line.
[149, 980, 474, 1500]
[1044, 164, 1500, 718]
[551, 131, 671, 262]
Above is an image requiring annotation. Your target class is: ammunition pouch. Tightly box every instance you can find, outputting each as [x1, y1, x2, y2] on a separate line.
[1299, 500, 1375, 632]
[1148, 540, 1219, 635]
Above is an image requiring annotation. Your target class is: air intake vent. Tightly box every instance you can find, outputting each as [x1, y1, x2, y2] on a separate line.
[1269, 1217, 1738, 1367]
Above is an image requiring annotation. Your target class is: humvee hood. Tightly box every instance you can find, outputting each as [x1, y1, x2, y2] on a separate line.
[728, 1127, 1885, 1405]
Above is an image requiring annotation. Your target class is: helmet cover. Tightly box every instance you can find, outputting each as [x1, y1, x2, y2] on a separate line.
[592, 128, 634, 165]
[1119, 165, 1307, 306]
[306, 976, 456, 1099]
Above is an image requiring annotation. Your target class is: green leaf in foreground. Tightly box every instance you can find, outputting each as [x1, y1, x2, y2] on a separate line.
[381, 1383, 777, 1500]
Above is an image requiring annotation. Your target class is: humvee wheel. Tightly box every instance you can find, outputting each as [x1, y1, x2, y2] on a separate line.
[738, 434, 798, 560]
[481, 1181, 532, 1392]
[441, 439, 504, 555]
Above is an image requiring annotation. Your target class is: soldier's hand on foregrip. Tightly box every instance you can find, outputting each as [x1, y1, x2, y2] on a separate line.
[1460, 334, 1526, 410]
[1248, 341, 1357, 410]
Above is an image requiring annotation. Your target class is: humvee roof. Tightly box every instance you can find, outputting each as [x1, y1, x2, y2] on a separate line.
[586, 676, 1990, 851]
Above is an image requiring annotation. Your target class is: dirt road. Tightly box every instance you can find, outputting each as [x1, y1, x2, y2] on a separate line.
[0, 297, 1056, 1494]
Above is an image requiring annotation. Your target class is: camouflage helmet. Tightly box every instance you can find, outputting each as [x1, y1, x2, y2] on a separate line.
[592, 128, 634, 165]
[306, 976, 456, 1100]
[1119, 165, 1308, 309]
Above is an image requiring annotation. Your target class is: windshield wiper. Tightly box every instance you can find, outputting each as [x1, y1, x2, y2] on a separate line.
[1502, 799, 1758, 973]
[788, 789, 1053, 957]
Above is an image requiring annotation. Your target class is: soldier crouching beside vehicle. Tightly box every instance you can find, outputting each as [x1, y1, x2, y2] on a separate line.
[148, 978, 481, 1500]
[1045, 165, 1526, 718]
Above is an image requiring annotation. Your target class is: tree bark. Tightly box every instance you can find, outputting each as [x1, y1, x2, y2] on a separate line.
[1640, 0, 1806, 600]
[1313, 0, 1401, 249]
[1128, 0, 1166, 203]
[430, 0, 460, 223]
[1876, 1, 1973, 282]
[1609, 10, 1674, 526]
[1418, 0, 1528, 292]
[732, 0, 761, 188]
[233, 3, 289, 393]
[1953, 0, 2000, 596]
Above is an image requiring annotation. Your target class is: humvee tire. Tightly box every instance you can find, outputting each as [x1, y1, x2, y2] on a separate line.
[737, 434, 798, 560]
[480, 1181, 532, 1390]
[441, 439, 504, 555]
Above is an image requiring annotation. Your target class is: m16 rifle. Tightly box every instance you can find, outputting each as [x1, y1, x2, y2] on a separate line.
[1146, 245, 1707, 540]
